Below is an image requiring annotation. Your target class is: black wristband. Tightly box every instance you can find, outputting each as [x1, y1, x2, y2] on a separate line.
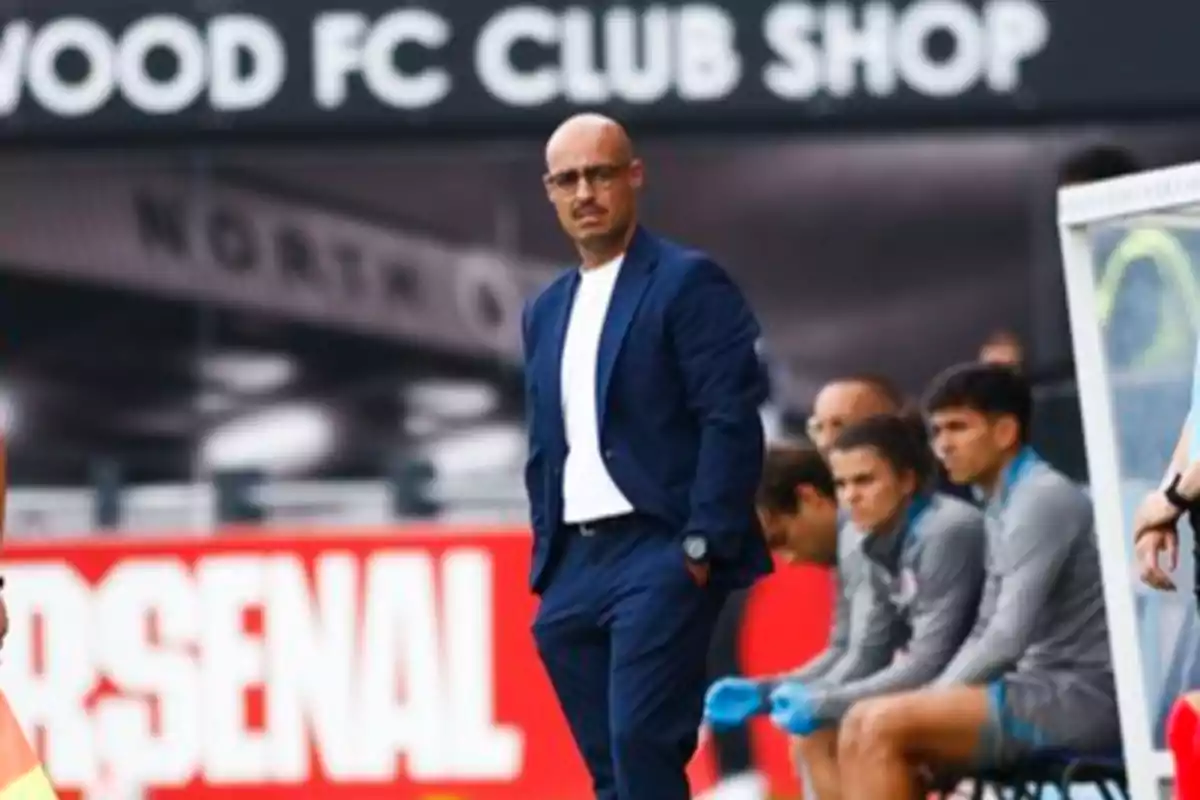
[1165, 474, 1198, 513]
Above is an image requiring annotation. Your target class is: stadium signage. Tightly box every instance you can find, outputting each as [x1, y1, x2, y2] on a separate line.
[4, 542, 524, 791]
[131, 188, 426, 311]
[0, 0, 1064, 137]
[0, 166, 544, 358]
[0, 530, 835, 797]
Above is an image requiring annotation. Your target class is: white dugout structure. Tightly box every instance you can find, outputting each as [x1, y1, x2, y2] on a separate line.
[1058, 161, 1200, 800]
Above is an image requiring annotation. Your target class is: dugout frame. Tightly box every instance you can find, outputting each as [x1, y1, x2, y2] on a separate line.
[1057, 161, 1200, 800]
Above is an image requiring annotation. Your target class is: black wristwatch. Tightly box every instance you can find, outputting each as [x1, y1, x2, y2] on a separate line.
[1165, 473, 1198, 513]
[682, 535, 709, 565]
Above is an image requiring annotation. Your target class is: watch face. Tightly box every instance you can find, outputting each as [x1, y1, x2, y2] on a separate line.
[683, 536, 707, 560]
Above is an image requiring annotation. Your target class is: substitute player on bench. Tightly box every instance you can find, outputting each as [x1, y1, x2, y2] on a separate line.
[706, 369, 912, 723]
[703, 445, 874, 776]
[766, 415, 985, 800]
[836, 364, 1119, 800]
[806, 376, 904, 457]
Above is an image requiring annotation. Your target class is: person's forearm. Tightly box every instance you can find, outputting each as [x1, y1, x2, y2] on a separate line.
[1162, 421, 1192, 488]
[672, 260, 769, 561]
[1157, 420, 1200, 500]
[808, 652, 946, 724]
[933, 626, 1020, 687]
[779, 646, 844, 685]
[818, 607, 897, 686]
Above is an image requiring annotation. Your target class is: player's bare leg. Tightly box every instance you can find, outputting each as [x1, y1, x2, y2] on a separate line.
[837, 686, 990, 800]
[792, 730, 842, 800]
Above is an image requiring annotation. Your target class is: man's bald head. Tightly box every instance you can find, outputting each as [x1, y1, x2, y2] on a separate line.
[545, 113, 633, 168]
[542, 113, 642, 266]
[808, 376, 904, 456]
[978, 329, 1024, 369]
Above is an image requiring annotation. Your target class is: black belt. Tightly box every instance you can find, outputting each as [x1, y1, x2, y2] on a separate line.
[563, 513, 637, 537]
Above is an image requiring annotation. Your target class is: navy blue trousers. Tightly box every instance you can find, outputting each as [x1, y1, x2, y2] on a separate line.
[533, 516, 727, 800]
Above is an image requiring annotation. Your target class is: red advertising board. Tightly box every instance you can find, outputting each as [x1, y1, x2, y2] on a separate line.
[0, 528, 831, 799]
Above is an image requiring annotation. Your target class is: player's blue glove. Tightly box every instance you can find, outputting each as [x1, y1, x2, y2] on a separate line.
[769, 682, 821, 736]
[703, 678, 769, 729]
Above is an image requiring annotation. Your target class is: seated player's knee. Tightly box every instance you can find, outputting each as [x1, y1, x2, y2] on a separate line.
[837, 701, 874, 760]
[839, 696, 909, 763]
[792, 727, 838, 764]
[792, 731, 821, 759]
[789, 735, 807, 770]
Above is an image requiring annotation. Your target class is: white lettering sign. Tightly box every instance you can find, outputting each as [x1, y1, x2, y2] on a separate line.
[0, 549, 524, 788]
[0, 14, 285, 117]
[762, 0, 1049, 100]
[0, 1, 1052, 120]
[312, 10, 452, 110]
[475, 5, 741, 106]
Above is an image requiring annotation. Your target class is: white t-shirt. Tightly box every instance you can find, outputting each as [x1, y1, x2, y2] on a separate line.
[559, 256, 635, 524]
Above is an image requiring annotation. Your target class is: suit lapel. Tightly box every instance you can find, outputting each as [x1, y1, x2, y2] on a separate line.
[544, 269, 579, 451]
[596, 227, 657, 431]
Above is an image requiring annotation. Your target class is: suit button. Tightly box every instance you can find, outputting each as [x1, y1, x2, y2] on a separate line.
[603, 449, 613, 459]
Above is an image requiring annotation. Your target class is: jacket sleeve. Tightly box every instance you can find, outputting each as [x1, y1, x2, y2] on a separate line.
[934, 488, 1079, 687]
[522, 300, 547, 537]
[815, 578, 900, 687]
[779, 566, 852, 684]
[666, 258, 769, 560]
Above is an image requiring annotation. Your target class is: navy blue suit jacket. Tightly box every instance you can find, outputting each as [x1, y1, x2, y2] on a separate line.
[522, 227, 774, 594]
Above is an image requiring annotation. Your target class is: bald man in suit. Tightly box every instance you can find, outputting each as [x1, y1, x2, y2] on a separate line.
[522, 114, 772, 800]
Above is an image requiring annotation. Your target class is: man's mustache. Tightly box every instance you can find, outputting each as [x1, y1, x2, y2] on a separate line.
[573, 203, 605, 218]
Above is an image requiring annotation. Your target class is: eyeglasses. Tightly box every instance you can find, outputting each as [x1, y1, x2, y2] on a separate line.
[806, 416, 846, 440]
[543, 162, 630, 193]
